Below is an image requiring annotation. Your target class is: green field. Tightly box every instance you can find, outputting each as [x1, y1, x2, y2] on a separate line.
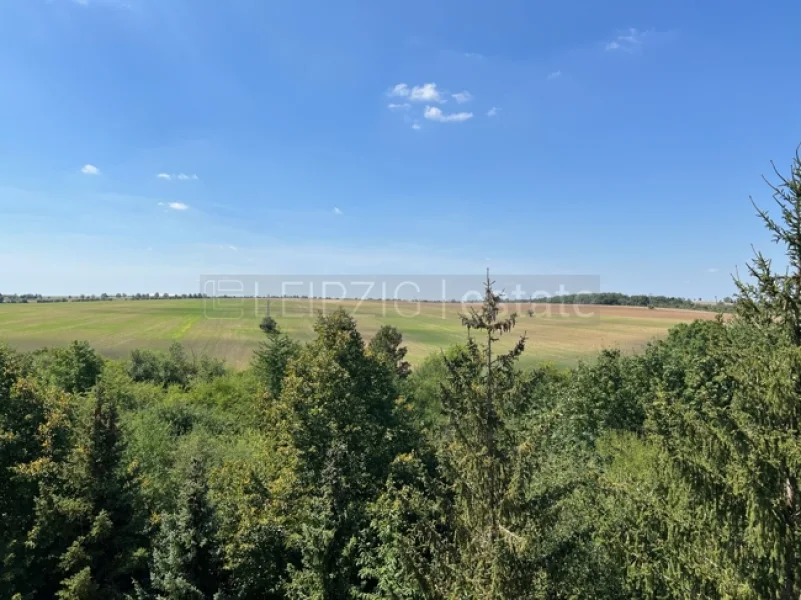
[0, 298, 717, 369]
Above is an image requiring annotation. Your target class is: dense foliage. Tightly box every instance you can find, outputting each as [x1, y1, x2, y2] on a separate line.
[3, 150, 801, 598]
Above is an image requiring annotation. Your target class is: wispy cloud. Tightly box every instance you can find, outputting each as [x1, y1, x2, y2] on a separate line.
[71, 0, 133, 10]
[387, 103, 411, 111]
[168, 202, 189, 211]
[707, 267, 719, 274]
[389, 82, 445, 103]
[81, 164, 99, 175]
[487, 107, 500, 117]
[424, 106, 473, 123]
[157, 173, 198, 181]
[606, 28, 649, 52]
[333, 207, 343, 215]
[546, 70, 562, 80]
[463, 52, 485, 59]
[452, 91, 472, 104]
[412, 123, 421, 130]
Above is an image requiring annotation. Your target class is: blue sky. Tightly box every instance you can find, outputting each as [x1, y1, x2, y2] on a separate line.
[1, 0, 800, 298]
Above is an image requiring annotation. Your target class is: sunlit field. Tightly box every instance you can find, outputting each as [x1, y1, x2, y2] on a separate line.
[0, 298, 719, 369]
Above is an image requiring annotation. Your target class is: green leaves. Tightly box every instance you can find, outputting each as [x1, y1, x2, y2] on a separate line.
[44, 341, 105, 395]
[25, 388, 149, 598]
[251, 332, 301, 400]
[271, 309, 413, 597]
[368, 325, 411, 381]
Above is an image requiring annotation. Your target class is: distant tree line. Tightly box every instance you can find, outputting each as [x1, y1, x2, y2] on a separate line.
[0, 293, 208, 303]
[0, 291, 734, 310]
[124, 292, 206, 300]
[528, 291, 733, 311]
[0, 293, 43, 304]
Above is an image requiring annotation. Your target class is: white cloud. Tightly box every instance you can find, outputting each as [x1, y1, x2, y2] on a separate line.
[81, 164, 99, 175]
[412, 123, 421, 130]
[333, 207, 343, 215]
[410, 83, 444, 103]
[390, 82, 445, 103]
[707, 267, 719, 273]
[463, 52, 485, 59]
[606, 28, 648, 51]
[168, 202, 189, 211]
[487, 107, 499, 117]
[387, 103, 411, 111]
[158, 173, 198, 181]
[388, 83, 410, 97]
[546, 70, 562, 80]
[452, 91, 472, 104]
[424, 106, 473, 123]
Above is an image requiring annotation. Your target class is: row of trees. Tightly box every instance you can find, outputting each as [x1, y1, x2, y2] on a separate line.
[0, 292, 729, 308]
[0, 293, 42, 304]
[2, 149, 801, 598]
[528, 291, 732, 310]
[0, 293, 210, 304]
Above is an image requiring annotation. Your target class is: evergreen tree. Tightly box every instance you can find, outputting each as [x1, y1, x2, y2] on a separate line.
[0, 346, 73, 598]
[736, 148, 801, 343]
[640, 150, 801, 599]
[151, 456, 226, 599]
[251, 320, 300, 399]
[368, 273, 581, 599]
[733, 148, 801, 599]
[26, 387, 148, 598]
[211, 438, 294, 600]
[436, 271, 535, 598]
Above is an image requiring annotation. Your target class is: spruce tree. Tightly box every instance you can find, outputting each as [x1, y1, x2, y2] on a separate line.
[251, 320, 300, 400]
[27, 387, 148, 598]
[151, 456, 226, 599]
[736, 148, 801, 343]
[368, 273, 558, 599]
[733, 148, 801, 599]
[438, 271, 533, 598]
[643, 148, 801, 599]
[736, 150, 801, 598]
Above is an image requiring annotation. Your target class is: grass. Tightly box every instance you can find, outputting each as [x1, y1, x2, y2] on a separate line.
[0, 298, 718, 369]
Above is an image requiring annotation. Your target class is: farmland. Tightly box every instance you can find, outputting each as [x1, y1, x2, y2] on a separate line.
[0, 297, 719, 368]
